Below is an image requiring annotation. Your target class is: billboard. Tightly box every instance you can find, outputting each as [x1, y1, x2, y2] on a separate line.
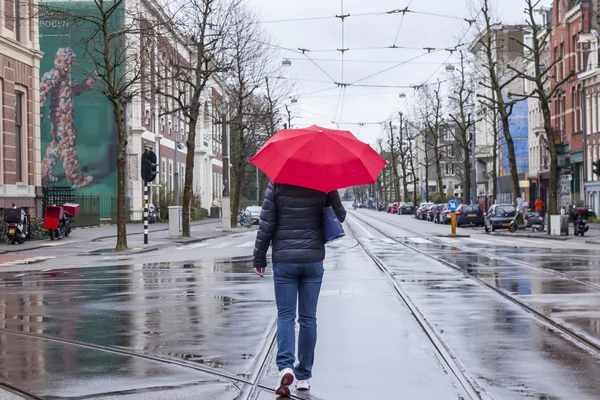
[39, 2, 123, 196]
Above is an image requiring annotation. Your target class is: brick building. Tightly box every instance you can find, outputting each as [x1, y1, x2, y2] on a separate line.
[0, 0, 43, 215]
[549, 0, 591, 205]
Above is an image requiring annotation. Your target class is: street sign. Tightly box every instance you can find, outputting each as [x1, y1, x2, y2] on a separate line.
[447, 199, 459, 212]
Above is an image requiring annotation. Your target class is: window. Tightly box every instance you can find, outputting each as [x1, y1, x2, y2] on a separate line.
[446, 145, 455, 157]
[15, 92, 23, 182]
[444, 163, 455, 176]
[560, 43, 565, 80]
[168, 161, 173, 190]
[444, 128, 453, 141]
[587, 95, 592, 135]
[593, 95, 597, 134]
[572, 89, 576, 133]
[180, 165, 185, 189]
[161, 158, 166, 184]
[14, 0, 21, 41]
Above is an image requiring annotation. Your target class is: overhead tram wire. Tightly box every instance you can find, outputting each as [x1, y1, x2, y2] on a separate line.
[259, 9, 475, 25]
[337, 0, 348, 122]
[378, 9, 482, 133]
[393, 0, 414, 47]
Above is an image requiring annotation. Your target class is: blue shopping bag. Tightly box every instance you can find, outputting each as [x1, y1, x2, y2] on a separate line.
[323, 206, 345, 243]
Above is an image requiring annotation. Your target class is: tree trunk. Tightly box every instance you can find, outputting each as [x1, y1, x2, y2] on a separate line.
[433, 141, 443, 195]
[492, 115, 499, 202]
[182, 115, 198, 237]
[541, 102, 559, 219]
[230, 110, 245, 227]
[501, 115, 521, 204]
[113, 100, 128, 252]
[425, 158, 430, 202]
[258, 171, 268, 205]
[464, 150, 471, 204]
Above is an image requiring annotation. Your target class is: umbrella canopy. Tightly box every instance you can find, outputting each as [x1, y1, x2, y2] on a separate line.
[250, 125, 386, 193]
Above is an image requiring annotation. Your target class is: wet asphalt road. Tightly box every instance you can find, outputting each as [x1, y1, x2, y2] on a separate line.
[1, 209, 600, 398]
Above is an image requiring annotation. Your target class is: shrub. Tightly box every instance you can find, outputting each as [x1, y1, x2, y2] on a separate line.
[156, 185, 208, 221]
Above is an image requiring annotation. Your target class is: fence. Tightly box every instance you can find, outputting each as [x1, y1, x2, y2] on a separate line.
[42, 187, 132, 227]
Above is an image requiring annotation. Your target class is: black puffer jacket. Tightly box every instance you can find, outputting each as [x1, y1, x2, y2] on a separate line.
[253, 182, 346, 268]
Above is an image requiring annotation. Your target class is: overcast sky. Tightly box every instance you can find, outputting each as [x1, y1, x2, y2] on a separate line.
[247, 0, 550, 145]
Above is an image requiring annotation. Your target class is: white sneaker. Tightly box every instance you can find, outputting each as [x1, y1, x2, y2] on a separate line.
[275, 368, 295, 397]
[296, 379, 311, 391]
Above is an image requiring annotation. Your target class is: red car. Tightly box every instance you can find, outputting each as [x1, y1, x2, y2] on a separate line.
[391, 202, 400, 214]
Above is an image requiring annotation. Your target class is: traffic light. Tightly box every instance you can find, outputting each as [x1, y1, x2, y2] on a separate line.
[594, 160, 600, 177]
[141, 149, 159, 183]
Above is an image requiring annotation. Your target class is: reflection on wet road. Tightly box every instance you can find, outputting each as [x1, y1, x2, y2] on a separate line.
[347, 211, 600, 399]
[2, 209, 600, 399]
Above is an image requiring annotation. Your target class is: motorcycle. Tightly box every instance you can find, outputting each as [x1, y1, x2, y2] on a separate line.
[148, 203, 157, 224]
[570, 205, 592, 236]
[45, 204, 78, 240]
[237, 210, 252, 228]
[509, 210, 545, 233]
[4, 207, 29, 245]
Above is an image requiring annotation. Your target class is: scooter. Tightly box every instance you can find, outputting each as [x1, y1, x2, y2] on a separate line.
[6, 217, 29, 245]
[237, 210, 252, 228]
[4, 207, 29, 245]
[148, 203, 157, 223]
[509, 210, 545, 233]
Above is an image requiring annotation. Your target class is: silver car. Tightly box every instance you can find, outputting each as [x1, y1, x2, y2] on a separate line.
[245, 206, 262, 224]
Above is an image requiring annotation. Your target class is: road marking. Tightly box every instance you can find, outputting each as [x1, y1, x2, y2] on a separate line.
[210, 242, 233, 249]
[237, 241, 255, 248]
[176, 242, 209, 250]
[466, 238, 490, 245]
[408, 237, 432, 244]
[381, 238, 396, 244]
[347, 216, 375, 239]
[41, 240, 77, 247]
[13, 273, 25, 277]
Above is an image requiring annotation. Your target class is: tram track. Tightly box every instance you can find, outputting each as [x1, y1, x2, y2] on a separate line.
[0, 319, 311, 400]
[347, 211, 600, 360]
[344, 218, 484, 400]
[356, 211, 600, 292]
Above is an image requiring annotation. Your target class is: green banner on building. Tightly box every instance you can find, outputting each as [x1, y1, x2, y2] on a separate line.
[39, 2, 124, 197]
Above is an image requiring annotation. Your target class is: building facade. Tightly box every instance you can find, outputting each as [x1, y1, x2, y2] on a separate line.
[0, 0, 43, 216]
[548, 0, 591, 206]
[469, 25, 529, 203]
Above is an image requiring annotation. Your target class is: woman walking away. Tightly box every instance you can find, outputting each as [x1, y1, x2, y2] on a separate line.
[253, 182, 346, 397]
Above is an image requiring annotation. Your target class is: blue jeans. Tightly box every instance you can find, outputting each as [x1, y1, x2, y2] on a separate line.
[273, 261, 324, 380]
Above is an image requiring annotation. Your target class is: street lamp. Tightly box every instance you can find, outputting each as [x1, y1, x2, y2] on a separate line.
[445, 64, 455, 72]
[399, 93, 406, 98]
[282, 58, 292, 67]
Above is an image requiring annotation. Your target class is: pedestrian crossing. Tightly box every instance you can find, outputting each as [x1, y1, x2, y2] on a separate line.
[176, 240, 257, 251]
[0, 256, 56, 268]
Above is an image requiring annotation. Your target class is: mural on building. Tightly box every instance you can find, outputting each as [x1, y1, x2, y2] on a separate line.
[39, 2, 122, 196]
[40, 48, 98, 188]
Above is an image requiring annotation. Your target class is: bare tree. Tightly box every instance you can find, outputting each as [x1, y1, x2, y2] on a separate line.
[507, 0, 574, 219]
[414, 82, 445, 200]
[398, 113, 411, 202]
[41, 0, 153, 251]
[387, 121, 401, 201]
[448, 51, 477, 204]
[475, 0, 524, 205]
[156, 0, 237, 237]
[226, 6, 275, 226]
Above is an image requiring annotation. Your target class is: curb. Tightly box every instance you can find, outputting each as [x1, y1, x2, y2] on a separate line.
[87, 246, 159, 256]
[90, 219, 219, 242]
[434, 234, 471, 238]
[491, 232, 571, 241]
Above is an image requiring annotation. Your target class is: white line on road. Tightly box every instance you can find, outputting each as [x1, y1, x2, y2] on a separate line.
[176, 242, 209, 250]
[347, 216, 375, 239]
[41, 240, 77, 247]
[210, 242, 233, 249]
[381, 238, 396, 244]
[237, 241, 255, 248]
[408, 237, 433, 244]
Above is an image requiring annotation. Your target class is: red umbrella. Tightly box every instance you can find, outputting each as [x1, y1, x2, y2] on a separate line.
[250, 125, 386, 193]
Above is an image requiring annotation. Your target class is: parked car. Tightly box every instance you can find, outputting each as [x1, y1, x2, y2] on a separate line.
[387, 203, 393, 213]
[457, 204, 484, 227]
[378, 203, 385, 211]
[391, 202, 400, 214]
[400, 202, 415, 214]
[245, 205, 262, 225]
[440, 207, 452, 224]
[417, 202, 433, 220]
[484, 204, 517, 232]
[434, 204, 447, 223]
[427, 204, 443, 222]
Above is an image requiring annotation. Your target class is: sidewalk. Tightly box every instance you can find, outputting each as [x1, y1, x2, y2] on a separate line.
[0, 219, 221, 254]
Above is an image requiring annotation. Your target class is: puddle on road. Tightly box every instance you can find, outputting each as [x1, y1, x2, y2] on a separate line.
[0, 258, 274, 383]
